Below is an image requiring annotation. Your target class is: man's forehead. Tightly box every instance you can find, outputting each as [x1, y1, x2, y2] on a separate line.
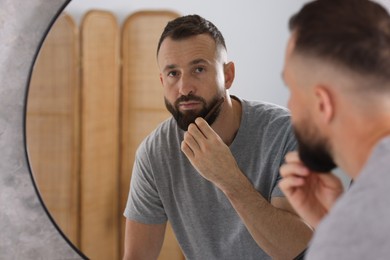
[159, 35, 216, 53]
[157, 35, 223, 68]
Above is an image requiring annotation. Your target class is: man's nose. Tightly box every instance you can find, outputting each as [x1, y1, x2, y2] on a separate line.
[178, 74, 195, 96]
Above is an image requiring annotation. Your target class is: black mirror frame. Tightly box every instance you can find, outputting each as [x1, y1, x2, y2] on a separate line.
[0, 0, 87, 258]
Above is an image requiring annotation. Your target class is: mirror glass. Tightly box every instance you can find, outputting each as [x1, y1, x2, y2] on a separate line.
[26, 1, 316, 259]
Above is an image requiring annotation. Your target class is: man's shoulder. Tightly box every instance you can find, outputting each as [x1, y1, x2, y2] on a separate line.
[243, 98, 290, 117]
[137, 117, 180, 153]
[240, 98, 292, 128]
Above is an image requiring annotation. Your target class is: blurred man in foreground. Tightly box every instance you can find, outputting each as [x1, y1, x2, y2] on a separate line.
[279, 0, 390, 259]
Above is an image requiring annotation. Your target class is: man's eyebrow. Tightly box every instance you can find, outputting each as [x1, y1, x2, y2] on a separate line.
[162, 64, 177, 73]
[190, 58, 209, 65]
[162, 59, 210, 73]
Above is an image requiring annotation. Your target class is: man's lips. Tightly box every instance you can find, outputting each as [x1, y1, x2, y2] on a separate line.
[179, 101, 201, 111]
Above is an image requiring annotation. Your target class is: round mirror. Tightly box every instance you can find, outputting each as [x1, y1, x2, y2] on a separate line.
[25, 1, 307, 259]
[1, 0, 86, 259]
[3, 0, 388, 258]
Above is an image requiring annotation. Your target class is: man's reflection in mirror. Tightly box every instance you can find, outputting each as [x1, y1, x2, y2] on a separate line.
[123, 14, 312, 260]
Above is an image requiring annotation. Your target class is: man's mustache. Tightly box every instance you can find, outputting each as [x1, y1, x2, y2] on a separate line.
[175, 94, 205, 106]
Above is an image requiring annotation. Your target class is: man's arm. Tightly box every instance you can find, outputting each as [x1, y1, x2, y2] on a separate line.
[221, 173, 313, 259]
[123, 219, 166, 260]
[181, 118, 313, 259]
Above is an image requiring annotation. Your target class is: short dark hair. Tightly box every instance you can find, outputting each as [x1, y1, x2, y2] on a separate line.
[157, 14, 226, 55]
[289, 0, 390, 83]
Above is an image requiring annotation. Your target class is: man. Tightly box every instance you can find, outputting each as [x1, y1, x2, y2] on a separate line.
[279, 0, 390, 259]
[123, 14, 312, 260]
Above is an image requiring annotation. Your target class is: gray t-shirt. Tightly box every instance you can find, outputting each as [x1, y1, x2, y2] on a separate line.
[124, 97, 297, 260]
[306, 136, 390, 260]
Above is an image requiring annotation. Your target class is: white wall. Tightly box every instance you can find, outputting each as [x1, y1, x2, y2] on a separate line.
[64, 0, 310, 107]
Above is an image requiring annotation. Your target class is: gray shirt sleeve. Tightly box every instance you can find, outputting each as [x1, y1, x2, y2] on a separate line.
[124, 145, 167, 224]
[271, 121, 297, 198]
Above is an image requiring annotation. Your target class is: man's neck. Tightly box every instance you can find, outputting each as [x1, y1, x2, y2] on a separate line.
[334, 115, 390, 180]
[212, 95, 242, 146]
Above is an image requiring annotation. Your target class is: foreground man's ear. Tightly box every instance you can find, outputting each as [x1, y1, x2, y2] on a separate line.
[314, 85, 334, 125]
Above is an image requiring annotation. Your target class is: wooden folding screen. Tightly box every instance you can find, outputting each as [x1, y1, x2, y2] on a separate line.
[120, 11, 183, 260]
[27, 9, 184, 260]
[26, 13, 80, 245]
[80, 10, 121, 260]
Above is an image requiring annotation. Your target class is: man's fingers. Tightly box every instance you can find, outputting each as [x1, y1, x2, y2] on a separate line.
[183, 131, 201, 153]
[194, 117, 215, 138]
[187, 123, 206, 139]
[280, 162, 309, 178]
[181, 140, 194, 159]
[284, 151, 301, 163]
[279, 175, 306, 192]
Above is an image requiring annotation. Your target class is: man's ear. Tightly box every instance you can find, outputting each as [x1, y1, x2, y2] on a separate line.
[224, 62, 235, 89]
[159, 73, 164, 86]
[314, 85, 334, 124]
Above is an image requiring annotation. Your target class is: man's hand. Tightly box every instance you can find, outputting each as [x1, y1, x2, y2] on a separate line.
[182, 120, 314, 259]
[181, 117, 239, 189]
[278, 151, 344, 229]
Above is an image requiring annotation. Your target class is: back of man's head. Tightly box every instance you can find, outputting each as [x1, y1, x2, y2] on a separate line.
[289, 0, 390, 93]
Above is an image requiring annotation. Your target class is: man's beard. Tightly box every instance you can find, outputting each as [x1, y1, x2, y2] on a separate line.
[293, 120, 337, 173]
[165, 93, 222, 131]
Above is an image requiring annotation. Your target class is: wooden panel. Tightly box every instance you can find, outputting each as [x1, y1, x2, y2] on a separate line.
[26, 13, 80, 246]
[120, 11, 184, 260]
[80, 10, 120, 260]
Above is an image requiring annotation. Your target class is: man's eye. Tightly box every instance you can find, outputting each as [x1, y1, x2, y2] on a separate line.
[168, 71, 178, 77]
[194, 67, 204, 73]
